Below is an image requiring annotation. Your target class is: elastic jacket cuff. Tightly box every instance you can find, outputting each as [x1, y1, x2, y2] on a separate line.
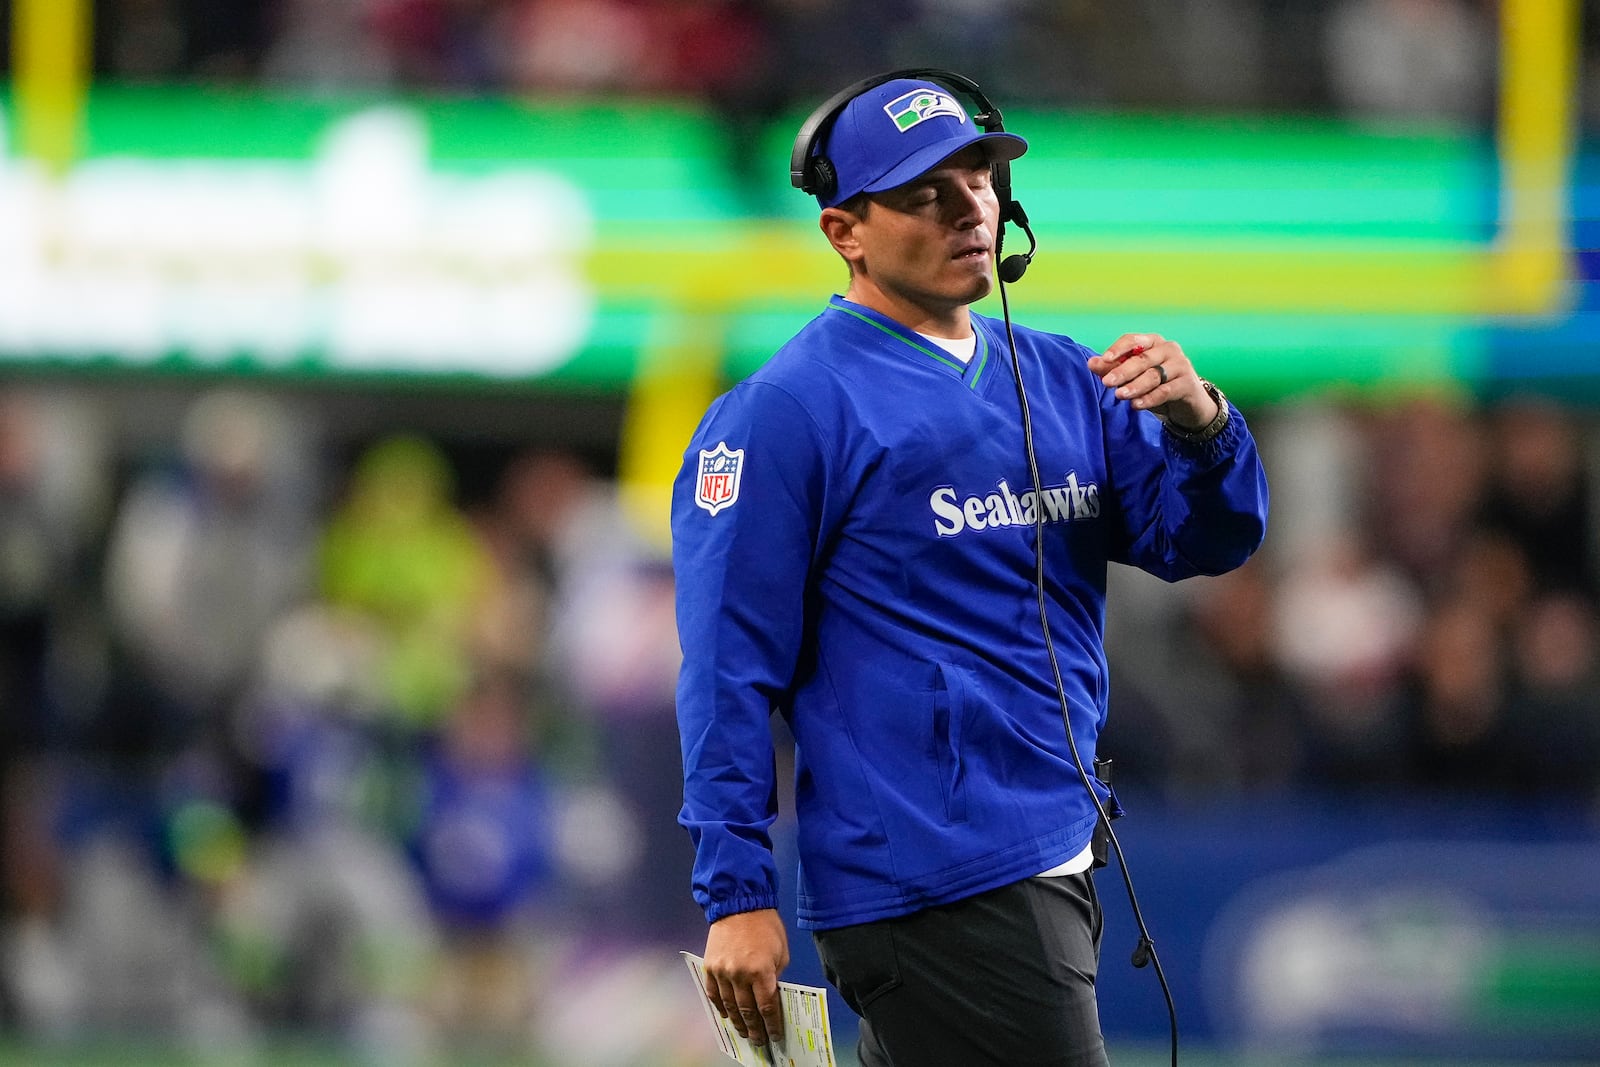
[706, 892, 782, 924]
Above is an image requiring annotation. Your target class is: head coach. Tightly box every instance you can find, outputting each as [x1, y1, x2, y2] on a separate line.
[670, 69, 1269, 1066]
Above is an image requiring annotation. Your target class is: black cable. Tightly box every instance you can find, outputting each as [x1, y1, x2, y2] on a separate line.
[996, 275, 1180, 1067]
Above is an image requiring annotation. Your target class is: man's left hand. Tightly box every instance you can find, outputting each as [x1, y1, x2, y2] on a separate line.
[1087, 333, 1219, 431]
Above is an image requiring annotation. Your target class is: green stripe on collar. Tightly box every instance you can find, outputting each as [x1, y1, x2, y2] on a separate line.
[829, 302, 982, 384]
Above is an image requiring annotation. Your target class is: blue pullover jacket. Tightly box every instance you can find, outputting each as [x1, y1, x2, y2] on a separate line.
[673, 296, 1268, 930]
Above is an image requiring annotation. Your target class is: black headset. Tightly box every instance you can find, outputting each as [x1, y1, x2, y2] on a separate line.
[789, 68, 1038, 283]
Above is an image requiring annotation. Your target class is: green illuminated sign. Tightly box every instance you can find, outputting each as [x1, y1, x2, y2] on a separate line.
[0, 87, 1584, 401]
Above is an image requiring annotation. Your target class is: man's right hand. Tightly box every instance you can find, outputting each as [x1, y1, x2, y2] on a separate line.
[702, 908, 790, 1046]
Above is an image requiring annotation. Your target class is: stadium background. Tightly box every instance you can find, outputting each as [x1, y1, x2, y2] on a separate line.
[1, 0, 1598, 1064]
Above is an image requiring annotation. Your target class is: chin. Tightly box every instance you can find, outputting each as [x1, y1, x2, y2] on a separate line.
[952, 259, 993, 294]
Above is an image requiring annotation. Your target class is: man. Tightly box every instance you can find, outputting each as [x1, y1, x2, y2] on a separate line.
[671, 72, 1269, 1066]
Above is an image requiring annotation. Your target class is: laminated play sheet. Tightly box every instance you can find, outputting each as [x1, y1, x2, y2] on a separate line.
[681, 951, 838, 1067]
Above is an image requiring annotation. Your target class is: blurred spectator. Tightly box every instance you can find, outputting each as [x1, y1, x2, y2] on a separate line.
[367, 0, 504, 89]
[991, 1, 1122, 106]
[19, 832, 254, 1050]
[104, 389, 315, 731]
[764, 0, 908, 94]
[409, 665, 557, 1048]
[485, 450, 696, 946]
[95, 0, 274, 83]
[0, 392, 112, 1039]
[213, 819, 437, 1058]
[1103, 559, 1312, 796]
[889, 0, 1027, 97]
[468, 449, 602, 774]
[95, 0, 188, 82]
[0, 390, 108, 774]
[26, 389, 323, 1049]
[1164, 0, 1270, 109]
[499, 0, 657, 94]
[1184, 561, 1312, 791]
[1256, 0, 1339, 110]
[260, 0, 398, 91]
[1007, 0, 1267, 112]
[479, 449, 596, 593]
[1401, 594, 1513, 791]
[654, 0, 772, 100]
[1367, 396, 1489, 593]
[179, 0, 276, 80]
[1323, 0, 1495, 124]
[654, 0, 778, 203]
[1272, 531, 1422, 786]
[215, 603, 437, 1055]
[1443, 530, 1536, 630]
[1480, 397, 1600, 601]
[233, 604, 392, 836]
[318, 434, 494, 730]
[556, 553, 691, 944]
[1502, 591, 1600, 796]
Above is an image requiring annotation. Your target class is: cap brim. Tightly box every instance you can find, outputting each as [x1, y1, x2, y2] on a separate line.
[860, 131, 1029, 196]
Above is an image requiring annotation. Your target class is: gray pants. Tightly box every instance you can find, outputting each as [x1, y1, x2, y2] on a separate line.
[813, 872, 1109, 1067]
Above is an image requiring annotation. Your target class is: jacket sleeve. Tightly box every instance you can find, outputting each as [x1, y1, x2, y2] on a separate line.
[671, 382, 829, 923]
[1101, 385, 1270, 580]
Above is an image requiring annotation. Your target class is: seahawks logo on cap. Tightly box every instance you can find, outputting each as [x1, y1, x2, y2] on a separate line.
[883, 89, 967, 132]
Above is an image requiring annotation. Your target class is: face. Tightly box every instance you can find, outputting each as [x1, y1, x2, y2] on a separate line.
[824, 146, 1002, 332]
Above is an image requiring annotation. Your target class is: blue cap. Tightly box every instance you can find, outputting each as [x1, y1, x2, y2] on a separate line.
[813, 78, 1028, 209]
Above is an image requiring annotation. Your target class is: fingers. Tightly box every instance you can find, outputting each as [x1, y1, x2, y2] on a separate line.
[1090, 334, 1197, 412]
[737, 974, 784, 1047]
[1115, 362, 1174, 411]
[1086, 332, 1162, 374]
[714, 973, 783, 1046]
[1108, 332, 1164, 364]
[708, 972, 750, 1036]
[704, 908, 790, 1045]
[705, 971, 729, 1022]
[758, 978, 785, 1045]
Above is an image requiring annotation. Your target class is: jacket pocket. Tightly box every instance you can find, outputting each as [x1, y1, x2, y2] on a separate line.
[932, 662, 969, 822]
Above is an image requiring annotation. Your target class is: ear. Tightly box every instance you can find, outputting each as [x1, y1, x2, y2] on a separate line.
[819, 207, 866, 268]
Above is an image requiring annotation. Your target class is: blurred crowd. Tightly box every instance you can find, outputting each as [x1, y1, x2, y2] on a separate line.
[15, 0, 1546, 221]
[0, 388, 707, 1062]
[1105, 394, 1600, 805]
[64, 0, 1520, 126]
[0, 383, 1595, 1059]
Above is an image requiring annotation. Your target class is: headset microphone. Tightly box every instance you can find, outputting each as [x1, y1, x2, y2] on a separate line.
[997, 200, 1037, 284]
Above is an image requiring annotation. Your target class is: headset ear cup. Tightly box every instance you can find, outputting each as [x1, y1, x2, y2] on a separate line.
[811, 158, 836, 201]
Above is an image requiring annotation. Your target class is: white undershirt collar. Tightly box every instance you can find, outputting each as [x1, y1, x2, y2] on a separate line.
[917, 331, 977, 364]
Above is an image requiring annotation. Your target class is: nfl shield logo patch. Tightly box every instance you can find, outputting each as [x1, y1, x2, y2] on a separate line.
[695, 442, 744, 516]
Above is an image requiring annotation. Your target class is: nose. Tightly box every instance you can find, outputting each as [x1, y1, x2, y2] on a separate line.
[948, 181, 987, 229]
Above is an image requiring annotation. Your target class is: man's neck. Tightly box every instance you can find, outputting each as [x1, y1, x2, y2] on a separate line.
[841, 285, 972, 340]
